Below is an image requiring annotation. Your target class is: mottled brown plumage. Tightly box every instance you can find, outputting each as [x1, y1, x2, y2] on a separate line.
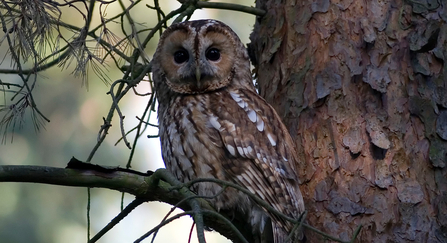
[152, 19, 304, 243]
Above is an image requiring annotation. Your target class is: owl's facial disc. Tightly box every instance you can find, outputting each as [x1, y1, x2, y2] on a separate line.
[159, 22, 237, 94]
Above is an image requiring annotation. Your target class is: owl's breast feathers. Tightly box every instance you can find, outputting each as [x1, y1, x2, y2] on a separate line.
[159, 86, 305, 223]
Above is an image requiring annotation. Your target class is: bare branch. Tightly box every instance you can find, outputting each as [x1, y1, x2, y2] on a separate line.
[0, 163, 253, 242]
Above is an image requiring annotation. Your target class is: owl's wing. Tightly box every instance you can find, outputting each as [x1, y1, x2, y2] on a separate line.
[208, 88, 304, 217]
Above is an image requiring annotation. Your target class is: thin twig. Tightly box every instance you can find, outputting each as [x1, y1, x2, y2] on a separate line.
[125, 92, 155, 166]
[89, 198, 146, 243]
[134, 211, 193, 243]
[196, 1, 266, 16]
[108, 79, 132, 149]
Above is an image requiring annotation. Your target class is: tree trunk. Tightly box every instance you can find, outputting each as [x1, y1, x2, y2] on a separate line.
[249, 0, 447, 242]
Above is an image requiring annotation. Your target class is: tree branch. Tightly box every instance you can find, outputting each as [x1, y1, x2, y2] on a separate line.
[0, 165, 145, 194]
[0, 160, 253, 243]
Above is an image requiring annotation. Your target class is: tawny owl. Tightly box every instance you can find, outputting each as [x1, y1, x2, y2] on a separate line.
[152, 19, 305, 243]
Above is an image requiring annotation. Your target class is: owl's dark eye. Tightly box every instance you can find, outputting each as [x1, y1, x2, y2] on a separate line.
[206, 48, 220, 61]
[174, 49, 189, 64]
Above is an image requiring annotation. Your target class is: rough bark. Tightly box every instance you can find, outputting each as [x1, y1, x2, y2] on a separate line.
[249, 0, 447, 242]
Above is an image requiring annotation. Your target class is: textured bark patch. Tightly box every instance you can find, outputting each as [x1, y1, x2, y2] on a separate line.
[311, 0, 330, 13]
[314, 180, 328, 201]
[396, 179, 424, 204]
[428, 138, 447, 168]
[363, 65, 391, 93]
[325, 190, 368, 215]
[342, 127, 364, 154]
[408, 20, 440, 52]
[436, 110, 447, 140]
[360, 18, 376, 43]
[250, 0, 447, 241]
[316, 65, 342, 99]
[365, 114, 391, 150]
[375, 159, 394, 188]
[409, 96, 437, 136]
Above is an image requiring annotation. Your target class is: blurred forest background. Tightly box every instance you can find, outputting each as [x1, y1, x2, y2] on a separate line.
[0, 0, 255, 242]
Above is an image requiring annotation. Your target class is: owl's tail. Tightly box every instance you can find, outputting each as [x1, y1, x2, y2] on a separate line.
[272, 221, 305, 243]
[247, 203, 305, 243]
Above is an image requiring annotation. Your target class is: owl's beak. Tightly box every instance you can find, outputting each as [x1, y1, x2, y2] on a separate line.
[195, 66, 201, 82]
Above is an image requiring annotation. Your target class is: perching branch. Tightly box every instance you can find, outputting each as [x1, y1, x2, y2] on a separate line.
[0, 160, 253, 243]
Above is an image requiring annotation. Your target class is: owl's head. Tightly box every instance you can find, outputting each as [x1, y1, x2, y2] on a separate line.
[152, 19, 250, 94]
